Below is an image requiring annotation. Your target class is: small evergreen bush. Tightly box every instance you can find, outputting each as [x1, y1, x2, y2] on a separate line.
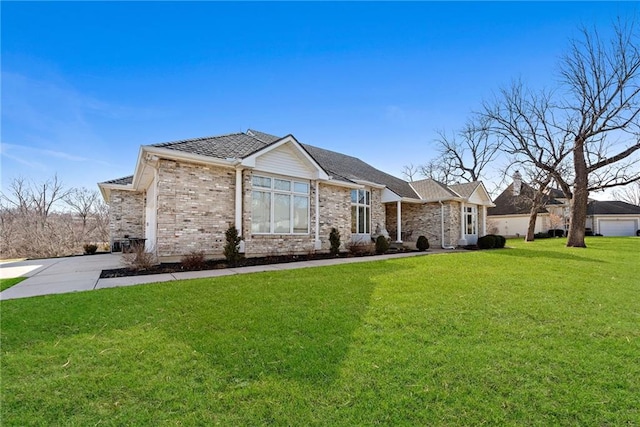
[223, 225, 243, 266]
[83, 244, 98, 255]
[329, 227, 341, 256]
[477, 235, 497, 249]
[416, 236, 429, 251]
[493, 235, 506, 248]
[375, 235, 390, 254]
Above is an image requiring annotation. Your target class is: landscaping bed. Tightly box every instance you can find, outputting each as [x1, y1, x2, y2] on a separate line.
[99, 250, 411, 278]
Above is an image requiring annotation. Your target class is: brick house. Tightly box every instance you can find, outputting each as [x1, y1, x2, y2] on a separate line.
[98, 130, 494, 260]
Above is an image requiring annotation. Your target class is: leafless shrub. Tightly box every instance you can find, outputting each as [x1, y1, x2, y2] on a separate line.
[346, 240, 375, 256]
[180, 251, 206, 270]
[122, 244, 157, 271]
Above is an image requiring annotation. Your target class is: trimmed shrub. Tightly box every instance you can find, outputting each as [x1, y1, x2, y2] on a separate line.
[477, 235, 497, 249]
[83, 244, 98, 255]
[375, 235, 390, 254]
[329, 227, 341, 256]
[548, 229, 565, 237]
[223, 225, 243, 266]
[416, 235, 430, 251]
[493, 235, 506, 248]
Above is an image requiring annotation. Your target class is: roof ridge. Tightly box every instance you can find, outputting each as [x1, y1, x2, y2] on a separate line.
[151, 132, 247, 148]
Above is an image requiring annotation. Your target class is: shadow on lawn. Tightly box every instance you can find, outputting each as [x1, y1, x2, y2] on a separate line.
[160, 262, 404, 386]
[501, 247, 606, 264]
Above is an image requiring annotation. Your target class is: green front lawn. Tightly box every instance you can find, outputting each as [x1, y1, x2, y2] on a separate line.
[0, 277, 26, 292]
[1, 237, 638, 425]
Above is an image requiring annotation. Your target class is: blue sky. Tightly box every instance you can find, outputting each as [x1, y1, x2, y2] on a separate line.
[2, 1, 637, 198]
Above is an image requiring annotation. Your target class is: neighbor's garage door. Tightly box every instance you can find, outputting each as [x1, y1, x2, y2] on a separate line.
[599, 219, 637, 236]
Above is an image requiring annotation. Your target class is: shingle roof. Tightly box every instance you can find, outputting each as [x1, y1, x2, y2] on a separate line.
[300, 143, 419, 198]
[487, 183, 561, 216]
[101, 130, 446, 199]
[151, 132, 270, 159]
[587, 200, 640, 215]
[102, 176, 133, 185]
[449, 181, 482, 199]
[410, 179, 459, 200]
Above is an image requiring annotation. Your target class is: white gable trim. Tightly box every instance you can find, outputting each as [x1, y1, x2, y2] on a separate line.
[467, 183, 495, 206]
[241, 135, 329, 180]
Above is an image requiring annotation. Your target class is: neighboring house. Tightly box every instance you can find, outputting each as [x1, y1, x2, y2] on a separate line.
[488, 173, 640, 237]
[98, 130, 494, 260]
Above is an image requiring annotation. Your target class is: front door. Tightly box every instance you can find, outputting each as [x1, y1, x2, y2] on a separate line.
[145, 179, 157, 252]
[464, 205, 478, 245]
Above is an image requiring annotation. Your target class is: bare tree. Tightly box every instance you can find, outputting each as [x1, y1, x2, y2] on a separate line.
[559, 20, 640, 247]
[432, 117, 501, 183]
[64, 187, 99, 234]
[485, 19, 640, 248]
[401, 163, 420, 182]
[612, 180, 640, 205]
[406, 116, 501, 185]
[0, 176, 108, 258]
[483, 82, 574, 241]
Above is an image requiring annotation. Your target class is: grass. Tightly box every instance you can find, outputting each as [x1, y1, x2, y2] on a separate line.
[0, 277, 26, 292]
[1, 237, 639, 426]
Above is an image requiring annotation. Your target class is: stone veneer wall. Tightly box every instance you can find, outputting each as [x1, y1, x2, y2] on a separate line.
[369, 188, 386, 236]
[318, 183, 352, 252]
[109, 189, 144, 241]
[156, 159, 235, 258]
[385, 201, 460, 248]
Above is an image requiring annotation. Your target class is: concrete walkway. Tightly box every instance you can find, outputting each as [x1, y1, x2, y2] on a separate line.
[0, 250, 455, 301]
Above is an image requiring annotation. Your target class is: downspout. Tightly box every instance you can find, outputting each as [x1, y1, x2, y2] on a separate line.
[439, 200, 456, 249]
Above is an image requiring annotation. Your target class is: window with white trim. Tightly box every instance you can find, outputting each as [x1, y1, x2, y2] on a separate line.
[251, 175, 310, 234]
[351, 189, 371, 234]
[465, 206, 477, 235]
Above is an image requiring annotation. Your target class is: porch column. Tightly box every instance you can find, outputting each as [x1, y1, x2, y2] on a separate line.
[481, 205, 487, 236]
[396, 200, 402, 242]
[235, 168, 243, 231]
[460, 202, 465, 240]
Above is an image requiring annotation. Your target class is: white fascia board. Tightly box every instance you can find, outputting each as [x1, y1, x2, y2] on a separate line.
[323, 178, 363, 189]
[353, 179, 386, 189]
[131, 145, 239, 190]
[241, 135, 329, 180]
[97, 182, 134, 201]
[420, 196, 464, 204]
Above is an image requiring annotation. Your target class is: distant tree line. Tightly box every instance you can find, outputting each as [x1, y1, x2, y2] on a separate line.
[0, 175, 109, 259]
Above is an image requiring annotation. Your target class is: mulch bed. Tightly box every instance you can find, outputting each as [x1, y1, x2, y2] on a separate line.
[99, 251, 413, 279]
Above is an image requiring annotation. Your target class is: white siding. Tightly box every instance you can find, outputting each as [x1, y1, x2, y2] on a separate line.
[255, 143, 315, 179]
[488, 214, 548, 237]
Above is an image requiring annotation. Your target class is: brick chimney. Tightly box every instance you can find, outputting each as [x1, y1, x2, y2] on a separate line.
[512, 170, 522, 196]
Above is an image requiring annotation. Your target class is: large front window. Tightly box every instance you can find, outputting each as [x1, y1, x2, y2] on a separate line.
[351, 189, 370, 234]
[251, 175, 310, 234]
[465, 206, 477, 235]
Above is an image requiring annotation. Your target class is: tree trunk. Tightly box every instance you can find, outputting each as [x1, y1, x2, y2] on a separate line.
[567, 139, 588, 247]
[525, 210, 538, 242]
